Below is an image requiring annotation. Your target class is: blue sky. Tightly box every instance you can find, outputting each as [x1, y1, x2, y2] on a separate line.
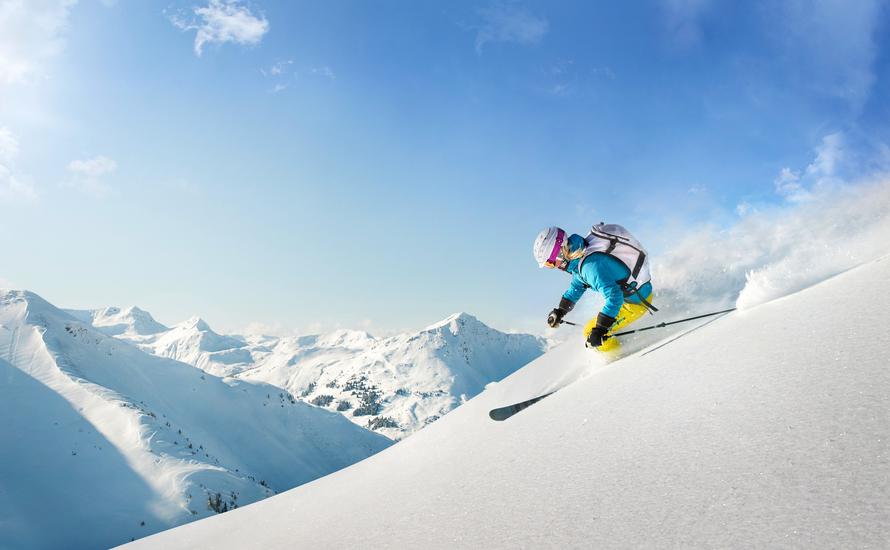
[1, 0, 889, 335]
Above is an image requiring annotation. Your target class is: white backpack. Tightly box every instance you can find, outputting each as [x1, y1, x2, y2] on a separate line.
[582, 223, 652, 295]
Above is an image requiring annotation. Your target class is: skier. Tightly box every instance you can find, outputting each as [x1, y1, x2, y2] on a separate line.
[533, 224, 656, 353]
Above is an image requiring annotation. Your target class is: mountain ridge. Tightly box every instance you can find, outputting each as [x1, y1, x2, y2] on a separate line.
[69, 304, 548, 438]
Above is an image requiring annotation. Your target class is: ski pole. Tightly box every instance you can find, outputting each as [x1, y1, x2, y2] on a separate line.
[559, 320, 578, 326]
[610, 307, 736, 337]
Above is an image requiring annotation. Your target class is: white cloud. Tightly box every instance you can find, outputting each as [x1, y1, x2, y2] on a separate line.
[170, 0, 269, 57]
[64, 154, 117, 196]
[0, 0, 77, 85]
[0, 126, 36, 200]
[775, 133, 845, 201]
[473, 2, 548, 54]
[270, 82, 287, 93]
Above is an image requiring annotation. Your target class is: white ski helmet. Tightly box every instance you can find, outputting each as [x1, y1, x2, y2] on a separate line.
[533, 226, 567, 268]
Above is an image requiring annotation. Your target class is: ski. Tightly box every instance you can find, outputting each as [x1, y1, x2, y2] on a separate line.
[489, 391, 556, 421]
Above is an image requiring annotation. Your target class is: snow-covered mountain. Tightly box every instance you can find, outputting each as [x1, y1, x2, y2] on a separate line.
[79, 307, 548, 439]
[0, 290, 391, 550]
[237, 313, 548, 438]
[67, 305, 170, 338]
[124, 255, 890, 550]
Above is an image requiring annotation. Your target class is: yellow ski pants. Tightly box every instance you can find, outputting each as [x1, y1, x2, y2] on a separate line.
[583, 293, 653, 353]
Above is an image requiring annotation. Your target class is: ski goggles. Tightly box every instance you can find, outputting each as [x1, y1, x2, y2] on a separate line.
[543, 257, 569, 270]
[543, 229, 568, 270]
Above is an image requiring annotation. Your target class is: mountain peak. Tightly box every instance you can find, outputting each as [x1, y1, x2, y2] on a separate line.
[91, 305, 168, 336]
[423, 312, 485, 334]
[0, 289, 58, 317]
[124, 305, 150, 317]
[181, 316, 212, 332]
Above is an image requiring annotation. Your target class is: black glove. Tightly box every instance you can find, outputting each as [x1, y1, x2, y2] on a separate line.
[547, 298, 576, 328]
[586, 312, 616, 348]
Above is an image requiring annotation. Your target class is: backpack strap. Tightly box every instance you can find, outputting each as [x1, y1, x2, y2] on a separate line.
[620, 280, 659, 315]
[636, 291, 658, 314]
[631, 250, 646, 279]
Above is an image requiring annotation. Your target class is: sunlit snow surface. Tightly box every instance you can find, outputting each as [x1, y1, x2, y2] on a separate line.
[129, 256, 890, 549]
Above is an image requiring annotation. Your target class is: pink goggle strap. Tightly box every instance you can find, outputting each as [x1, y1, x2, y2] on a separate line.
[547, 229, 566, 265]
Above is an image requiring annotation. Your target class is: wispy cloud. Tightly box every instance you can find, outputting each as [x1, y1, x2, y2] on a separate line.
[0, 127, 19, 162]
[261, 59, 293, 77]
[311, 66, 335, 80]
[0, 0, 77, 85]
[735, 201, 754, 217]
[546, 59, 575, 96]
[169, 0, 269, 57]
[0, 127, 36, 200]
[775, 133, 845, 202]
[64, 155, 117, 197]
[68, 155, 117, 178]
[472, 1, 548, 54]
[261, 59, 293, 92]
[260, 60, 335, 92]
[542, 61, 615, 98]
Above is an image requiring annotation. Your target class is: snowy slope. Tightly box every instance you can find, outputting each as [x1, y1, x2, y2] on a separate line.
[0, 291, 391, 550]
[87, 309, 547, 438]
[127, 256, 890, 549]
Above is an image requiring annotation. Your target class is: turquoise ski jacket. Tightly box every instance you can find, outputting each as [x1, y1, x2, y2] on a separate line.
[561, 234, 654, 318]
